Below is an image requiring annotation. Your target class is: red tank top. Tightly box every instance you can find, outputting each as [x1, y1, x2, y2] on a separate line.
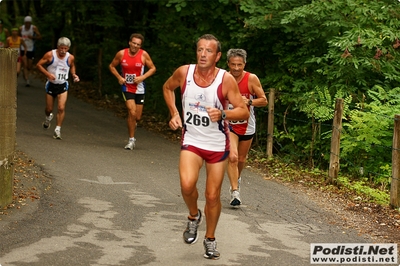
[229, 72, 256, 135]
[120, 48, 145, 94]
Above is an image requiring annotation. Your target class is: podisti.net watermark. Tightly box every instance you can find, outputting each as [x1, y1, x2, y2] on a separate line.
[310, 243, 398, 264]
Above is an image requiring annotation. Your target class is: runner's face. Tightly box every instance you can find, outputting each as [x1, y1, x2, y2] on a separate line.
[57, 45, 70, 57]
[129, 38, 142, 54]
[228, 56, 245, 78]
[196, 39, 221, 69]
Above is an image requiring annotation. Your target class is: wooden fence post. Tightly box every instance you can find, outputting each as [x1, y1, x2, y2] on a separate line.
[266, 88, 275, 158]
[0, 48, 17, 208]
[390, 114, 400, 208]
[328, 98, 344, 185]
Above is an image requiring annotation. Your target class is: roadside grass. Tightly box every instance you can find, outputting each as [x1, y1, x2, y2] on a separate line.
[246, 148, 391, 206]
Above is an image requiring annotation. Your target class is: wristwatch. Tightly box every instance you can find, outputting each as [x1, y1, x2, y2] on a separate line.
[248, 99, 253, 106]
[221, 110, 226, 120]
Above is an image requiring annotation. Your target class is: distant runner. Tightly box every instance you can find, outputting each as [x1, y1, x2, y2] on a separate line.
[109, 33, 156, 150]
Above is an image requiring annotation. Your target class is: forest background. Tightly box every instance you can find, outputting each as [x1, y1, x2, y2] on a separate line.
[2, 0, 400, 206]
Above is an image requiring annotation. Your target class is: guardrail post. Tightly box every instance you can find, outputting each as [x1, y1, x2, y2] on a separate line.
[266, 88, 275, 158]
[328, 98, 343, 184]
[390, 114, 400, 208]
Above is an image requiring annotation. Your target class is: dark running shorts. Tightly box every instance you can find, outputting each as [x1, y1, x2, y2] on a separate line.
[122, 92, 145, 105]
[230, 128, 254, 142]
[20, 50, 35, 60]
[45, 82, 68, 97]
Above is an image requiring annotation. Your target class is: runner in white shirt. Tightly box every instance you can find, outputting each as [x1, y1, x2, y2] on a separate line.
[20, 16, 41, 87]
[163, 34, 249, 260]
[36, 37, 80, 140]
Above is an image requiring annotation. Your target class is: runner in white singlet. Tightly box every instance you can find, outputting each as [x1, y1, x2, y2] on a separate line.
[36, 37, 79, 140]
[19, 16, 41, 87]
[163, 34, 249, 260]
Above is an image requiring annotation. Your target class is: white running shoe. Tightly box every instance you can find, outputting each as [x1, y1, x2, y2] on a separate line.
[53, 129, 62, 140]
[42, 113, 54, 129]
[230, 190, 241, 206]
[124, 139, 136, 150]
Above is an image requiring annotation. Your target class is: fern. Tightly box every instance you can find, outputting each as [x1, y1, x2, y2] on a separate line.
[300, 86, 352, 122]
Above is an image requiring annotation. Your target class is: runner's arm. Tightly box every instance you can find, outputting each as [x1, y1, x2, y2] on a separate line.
[33, 26, 42, 40]
[36, 51, 55, 80]
[163, 66, 187, 130]
[135, 51, 156, 84]
[108, 50, 125, 85]
[249, 73, 267, 107]
[69, 55, 80, 82]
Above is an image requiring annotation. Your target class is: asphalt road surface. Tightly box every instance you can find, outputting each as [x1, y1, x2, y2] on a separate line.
[0, 77, 374, 266]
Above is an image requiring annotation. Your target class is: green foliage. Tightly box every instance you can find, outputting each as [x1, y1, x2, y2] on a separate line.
[340, 86, 400, 185]
[300, 86, 352, 122]
[237, 0, 400, 183]
[337, 176, 390, 205]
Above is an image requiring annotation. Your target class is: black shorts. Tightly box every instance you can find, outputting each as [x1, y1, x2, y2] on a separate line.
[20, 50, 35, 60]
[45, 82, 68, 97]
[230, 129, 255, 142]
[122, 92, 145, 105]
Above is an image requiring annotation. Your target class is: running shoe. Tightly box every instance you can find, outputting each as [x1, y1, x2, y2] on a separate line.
[53, 130, 62, 140]
[25, 79, 30, 87]
[183, 209, 202, 244]
[42, 113, 54, 129]
[230, 190, 241, 206]
[203, 238, 220, 260]
[124, 139, 136, 150]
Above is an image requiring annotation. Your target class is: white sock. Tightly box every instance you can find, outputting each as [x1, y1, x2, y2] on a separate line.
[55, 126, 61, 131]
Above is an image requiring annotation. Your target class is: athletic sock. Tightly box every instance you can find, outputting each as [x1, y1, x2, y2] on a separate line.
[189, 210, 200, 221]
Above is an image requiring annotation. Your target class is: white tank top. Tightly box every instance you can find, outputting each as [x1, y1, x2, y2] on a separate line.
[181, 64, 230, 152]
[20, 25, 35, 51]
[47, 50, 70, 84]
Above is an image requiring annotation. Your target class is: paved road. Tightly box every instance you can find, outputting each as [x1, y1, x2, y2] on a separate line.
[0, 77, 372, 266]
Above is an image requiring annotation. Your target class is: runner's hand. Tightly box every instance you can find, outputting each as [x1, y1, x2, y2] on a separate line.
[169, 113, 182, 130]
[118, 77, 126, 85]
[134, 76, 144, 84]
[48, 73, 56, 81]
[73, 74, 80, 82]
[206, 107, 222, 122]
